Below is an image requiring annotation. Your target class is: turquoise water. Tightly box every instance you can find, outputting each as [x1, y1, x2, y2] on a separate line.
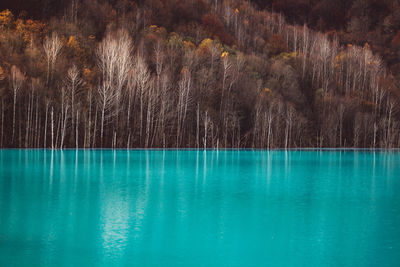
[0, 150, 399, 267]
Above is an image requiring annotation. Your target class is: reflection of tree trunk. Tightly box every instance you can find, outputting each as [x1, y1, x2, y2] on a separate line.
[51, 107, 54, 149]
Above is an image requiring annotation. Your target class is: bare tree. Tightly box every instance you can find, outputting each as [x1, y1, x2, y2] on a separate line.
[176, 67, 192, 147]
[354, 113, 362, 147]
[96, 29, 133, 146]
[69, 0, 79, 24]
[65, 64, 83, 146]
[220, 52, 232, 111]
[97, 82, 118, 147]
[338, 103, 345, 147]
[134, 55, 151, 146]
[125, 69, 136, 146]
[25, 78, 39, 147]
[10, 65, 25, 144]
[43, 32, 62, 86]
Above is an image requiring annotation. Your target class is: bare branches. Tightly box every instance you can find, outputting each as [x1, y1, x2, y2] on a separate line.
[11, 65, 25, 94]
[176, 67, 192, 147]
[11, 65, 25, 144]
[97, 81, 119, 146]
[134, 55, 150, 146]
[96, 29, 133, 146]
[66, 65, 83, 105]
[43, 32, 62, 85]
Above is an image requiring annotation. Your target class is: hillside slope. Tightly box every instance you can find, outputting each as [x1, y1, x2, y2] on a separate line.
[0, 0, 399, 148]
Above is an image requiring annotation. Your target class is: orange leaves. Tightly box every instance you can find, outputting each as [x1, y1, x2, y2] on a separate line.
[66, 35, 85, 60]
[67, 36, 79, 49]
[82, 67, 95, 87]
[333, 52, 346, 68]
[197, 38, 213, 55]
[83, 68, 91, 77]
[14, 18, 46, 44]
[264, 88, 272, 94]
[221, 51, 229, 58]
[0, 66, 5, 81]
[198, 38, 213, 49]
[183, 40, 196, 50]
[148, 25, 167, 37]
[0, 9, 13, 28]
[197, 38, 222, 56]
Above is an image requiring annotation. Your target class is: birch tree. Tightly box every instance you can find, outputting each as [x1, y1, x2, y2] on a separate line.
[97, 82, 118, 147]
[96, 29, 133, 146]
[134, 55, 150, 146]
[176, 67, 192, 147]
[43, 32, 62, 86]
[11, 65, 25, 144]
[65, 64, 83, 144]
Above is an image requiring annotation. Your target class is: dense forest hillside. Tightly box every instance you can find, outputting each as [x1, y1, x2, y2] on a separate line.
[0, 0, 399, 148]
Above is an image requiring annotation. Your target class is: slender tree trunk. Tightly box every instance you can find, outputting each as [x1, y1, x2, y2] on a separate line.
[46, 61, 50, 86]
[37, 118, 41, 148]
[140, 90, 143, 146]
[93, 106, 98, 148]
[55, 113, 61, 149]
[44, 103, 49, 148]
[101, 103, 105, 148]
[61, 106, 68, 149]
[51, 107, 54, 149]
[145, 92, 151, 148]
[196, 103, 200, 149]
[88, 91, 92, 148]
[76, 110, 79, 149]
[203, 111, 208, 149]
[25, 94, 31, 147]
[12, 91, 17, 144]
[267, 113, 272, 149]
[34, 96, 39, 148]
[18, 107, 22, 147]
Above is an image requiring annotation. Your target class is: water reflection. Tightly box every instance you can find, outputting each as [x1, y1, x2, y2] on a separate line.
[0, 150, 399, 266]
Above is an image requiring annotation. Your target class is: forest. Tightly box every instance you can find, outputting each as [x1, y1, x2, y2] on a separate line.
[0, 0, 400, 148]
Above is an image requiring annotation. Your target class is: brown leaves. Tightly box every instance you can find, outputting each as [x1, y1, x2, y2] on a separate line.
[201, 13, 233, 45]
[266, 34, 288, 56]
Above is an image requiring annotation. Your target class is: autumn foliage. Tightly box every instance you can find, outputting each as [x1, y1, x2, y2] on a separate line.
[0, 0, 399, 148]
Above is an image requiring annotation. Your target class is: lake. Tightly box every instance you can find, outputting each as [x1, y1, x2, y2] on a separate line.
[0, 150, 399, 266]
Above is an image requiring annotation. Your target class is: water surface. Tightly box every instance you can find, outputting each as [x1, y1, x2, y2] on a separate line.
[0, 150, 399, 266]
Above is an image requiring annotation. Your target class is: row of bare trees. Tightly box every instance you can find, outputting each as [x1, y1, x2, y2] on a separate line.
[217, 0, 400, 148]
[1, 0, 400, 148]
